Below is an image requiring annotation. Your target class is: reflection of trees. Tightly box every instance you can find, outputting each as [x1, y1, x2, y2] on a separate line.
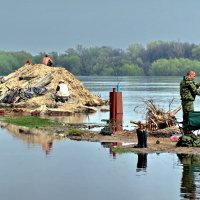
[46, 114, 88, 124]
[3, 124, 55, 155]
[177, 154, 200, 200]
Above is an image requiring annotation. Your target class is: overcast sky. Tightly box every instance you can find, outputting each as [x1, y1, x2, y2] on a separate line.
[1, 0, 200, 54]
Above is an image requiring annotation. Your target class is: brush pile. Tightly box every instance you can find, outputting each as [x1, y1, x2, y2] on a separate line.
[145, 99, 181, 130]
[131, 99, 181, 131]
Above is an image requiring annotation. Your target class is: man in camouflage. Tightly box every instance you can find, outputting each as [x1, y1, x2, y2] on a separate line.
[180, 70, 200, 133]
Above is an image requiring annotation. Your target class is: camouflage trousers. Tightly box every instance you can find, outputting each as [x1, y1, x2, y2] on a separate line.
[181, 101, 194, 133]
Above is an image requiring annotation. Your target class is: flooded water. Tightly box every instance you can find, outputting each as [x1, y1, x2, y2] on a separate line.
[49, 76, 200, 129]
[1, 127, 200, 200]
[1, 76, 200, 200]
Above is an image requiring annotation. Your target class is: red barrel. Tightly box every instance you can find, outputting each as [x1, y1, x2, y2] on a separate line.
[109, 88, 123, 131]
[109, 88, 116, 121]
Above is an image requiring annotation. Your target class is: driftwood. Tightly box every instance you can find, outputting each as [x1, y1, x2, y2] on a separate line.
[1, 73, 16, 83]
[132, 98, 181, 131]
[145, 99, 181, 130]
[33, 74, 53, 87]
[19, 76, 37, 81]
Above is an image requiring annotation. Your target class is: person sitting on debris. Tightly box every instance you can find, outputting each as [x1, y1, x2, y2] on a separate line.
[42, 55, 53, 66]
[26, 59, 31, 65]
[55, 80, 70, 103]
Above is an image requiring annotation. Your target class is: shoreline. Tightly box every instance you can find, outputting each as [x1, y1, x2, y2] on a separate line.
[1, 120, 200, 154]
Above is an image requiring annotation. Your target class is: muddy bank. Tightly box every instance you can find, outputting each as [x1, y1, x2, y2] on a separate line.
[65, 127, 200, 154]
[1, 121, 200, 154]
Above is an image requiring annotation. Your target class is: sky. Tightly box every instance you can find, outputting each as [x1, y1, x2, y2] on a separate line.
[1, 0, 200, 55]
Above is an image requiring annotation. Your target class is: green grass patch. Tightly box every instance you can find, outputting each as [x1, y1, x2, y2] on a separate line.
[111, 146, 129, 154]
[0, 116, 57, 128]
[66, 128, 83, 136]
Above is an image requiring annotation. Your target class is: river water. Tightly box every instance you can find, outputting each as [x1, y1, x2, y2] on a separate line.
[66, 76, 200, 129]
[1, 76, 200, 200]
[49, 76, 187, 129]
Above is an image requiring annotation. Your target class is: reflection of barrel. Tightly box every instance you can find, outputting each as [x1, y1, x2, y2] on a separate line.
[109, 88, 123, 131]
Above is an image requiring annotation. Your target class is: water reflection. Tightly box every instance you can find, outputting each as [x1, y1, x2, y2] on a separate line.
[45, 113, 90, 124]
[2, 124, 54, 155]
[78, 76, 183, 127]
[100, 142, 148, 172]
[42, 140, 53, 155]
[101, 142, 122, 158]
[35, 76, 184, 130]
[46, 112, 107, 131]
[3, 122, 200, 200]
[177, 154, 200, 200]
[136, 153, 147, 172]
[0, 127, 197, 200]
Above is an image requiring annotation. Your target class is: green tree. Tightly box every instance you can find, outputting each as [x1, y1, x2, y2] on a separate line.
[127, 44, 145, 66]
[119, 63, 144, 76]
[150, 58, 200, 76]
[192, 44, 200, 60]
[58, 53, 81, 74]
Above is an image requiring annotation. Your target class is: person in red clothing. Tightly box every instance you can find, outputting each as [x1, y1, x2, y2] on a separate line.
[26, 59, 31, 65]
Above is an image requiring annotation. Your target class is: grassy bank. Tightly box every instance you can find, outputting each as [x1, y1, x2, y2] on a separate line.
[0, 116, 58, 128]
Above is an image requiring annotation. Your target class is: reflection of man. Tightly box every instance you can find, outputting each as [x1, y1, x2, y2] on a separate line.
[180, 71, 200, 132]
[177, 154, 198, 200]
[4, 124, 54, 156]
[42, 141, 53, 155]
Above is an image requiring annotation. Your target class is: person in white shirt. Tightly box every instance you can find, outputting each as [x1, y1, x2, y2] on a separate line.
[55, 80, 70, 102]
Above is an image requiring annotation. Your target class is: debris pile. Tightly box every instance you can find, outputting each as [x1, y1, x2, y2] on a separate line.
[0, 64, 104, 115]
[131, 99, 181, 132]
[145, 99, 181, 130]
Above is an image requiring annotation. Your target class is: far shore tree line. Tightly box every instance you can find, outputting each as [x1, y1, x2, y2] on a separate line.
[2, 40, 200, 76]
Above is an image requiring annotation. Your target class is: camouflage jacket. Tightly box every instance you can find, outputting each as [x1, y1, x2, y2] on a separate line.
[180, 76, 200, 101]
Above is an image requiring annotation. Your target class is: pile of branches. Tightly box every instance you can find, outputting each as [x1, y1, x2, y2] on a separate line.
[145, 99, 181, 130]
[131, 98, 181, 131]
